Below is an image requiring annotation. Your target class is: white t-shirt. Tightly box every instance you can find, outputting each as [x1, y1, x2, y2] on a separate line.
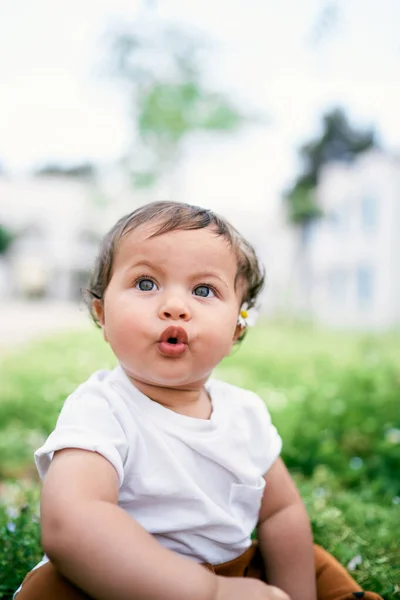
[35, 366, 282, 564]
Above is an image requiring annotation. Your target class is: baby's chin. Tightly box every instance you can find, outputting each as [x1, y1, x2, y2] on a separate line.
[122, 367, 210, 392]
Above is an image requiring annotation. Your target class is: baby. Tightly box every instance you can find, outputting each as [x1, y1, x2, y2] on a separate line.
[15, 201, 382, 600]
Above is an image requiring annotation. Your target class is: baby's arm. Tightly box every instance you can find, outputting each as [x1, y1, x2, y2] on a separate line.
[41, 448, 288, 600]
[257, 458, 317, 600]
[41, 448, 218, 600]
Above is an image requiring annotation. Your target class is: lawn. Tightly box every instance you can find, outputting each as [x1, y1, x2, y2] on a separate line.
[0, 321, 399, 599]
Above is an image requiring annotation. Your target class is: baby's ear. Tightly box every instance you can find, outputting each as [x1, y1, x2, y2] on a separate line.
[92, 299, 108, 342]
[233, 323, 245, 343]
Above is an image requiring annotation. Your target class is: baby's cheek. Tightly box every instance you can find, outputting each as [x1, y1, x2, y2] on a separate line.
[107, 321, 140, 354]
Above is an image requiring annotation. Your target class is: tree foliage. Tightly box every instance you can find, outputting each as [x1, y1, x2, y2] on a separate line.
[285, 108, 377, 225]
[309, 0, 341, 44]
[105, 23, 247, 187]
[33, 162, 96, 179]
[0, 224, 14, 255]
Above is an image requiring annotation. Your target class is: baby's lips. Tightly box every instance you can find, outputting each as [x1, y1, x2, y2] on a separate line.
[159, 325, 188, 344]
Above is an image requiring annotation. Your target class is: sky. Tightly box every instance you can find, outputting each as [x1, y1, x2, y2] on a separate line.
[0, 0, 399, 210]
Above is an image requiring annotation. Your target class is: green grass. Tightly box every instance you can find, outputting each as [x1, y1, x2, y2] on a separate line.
[0, 486, 41, 600]
[0, 321, 399, 599]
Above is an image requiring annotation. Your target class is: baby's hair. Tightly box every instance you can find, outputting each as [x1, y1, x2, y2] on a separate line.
[85, 201, 265, 338]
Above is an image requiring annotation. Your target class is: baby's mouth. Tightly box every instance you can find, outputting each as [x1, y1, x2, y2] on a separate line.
[159, 326, 189, 345]
[158, 326, 188, 357]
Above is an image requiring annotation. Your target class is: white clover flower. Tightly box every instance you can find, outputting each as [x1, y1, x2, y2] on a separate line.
[386, 428, 400, 444]
[347, 554, 362, 572]
[237, 302, 259, 328]
[6, 506, 19, 519]
[6, 522, 16, 533]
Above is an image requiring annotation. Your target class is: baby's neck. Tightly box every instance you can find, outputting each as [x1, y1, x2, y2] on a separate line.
[128, 377, 213, 420]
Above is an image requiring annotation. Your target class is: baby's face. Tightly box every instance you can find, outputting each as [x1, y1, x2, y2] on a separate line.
[94, 224, 243, 390]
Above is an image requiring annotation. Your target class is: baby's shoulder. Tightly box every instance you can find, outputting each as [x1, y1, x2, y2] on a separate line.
[58, 367, 130, 421]
[65, 368, 117, 402]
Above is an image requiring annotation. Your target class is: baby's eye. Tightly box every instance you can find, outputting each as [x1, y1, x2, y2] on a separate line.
[193, 285, 215, 298]
[136, 278, 157, 292]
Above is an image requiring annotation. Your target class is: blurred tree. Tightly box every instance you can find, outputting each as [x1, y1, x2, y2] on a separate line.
[284, 107, 377, 316]
[33, 162, 96, 179]
[0, 224, 14, 255]
[285, 107, 377, 225]
[105, 22, 249, 191]
[309, 0, 341, 44]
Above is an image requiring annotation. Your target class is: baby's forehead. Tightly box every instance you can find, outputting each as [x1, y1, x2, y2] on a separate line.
[118, 222, 233, 252]
[114, 223, 239, 270]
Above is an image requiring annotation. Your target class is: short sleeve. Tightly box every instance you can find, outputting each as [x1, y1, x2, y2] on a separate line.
[246, 391, 282, 476]
[34, 385, 129, 487]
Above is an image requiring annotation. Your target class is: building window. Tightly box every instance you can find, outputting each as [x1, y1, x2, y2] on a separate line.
[330, 202, 351, 233]
[357, 266, 374, 307]
[329, 269, 348, 305]
[360, 196, 377, 232]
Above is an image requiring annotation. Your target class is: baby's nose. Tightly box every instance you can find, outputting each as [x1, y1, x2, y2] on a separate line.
[159, 293, 191, 321]
[161, 307, 190, 320]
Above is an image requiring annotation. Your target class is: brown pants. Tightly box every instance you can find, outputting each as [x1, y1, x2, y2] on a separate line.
[16, 543, 383, 600]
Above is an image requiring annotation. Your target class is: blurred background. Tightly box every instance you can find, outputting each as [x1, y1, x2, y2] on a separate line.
[1, 0, 400, 343]
[1, 3, 400, 597]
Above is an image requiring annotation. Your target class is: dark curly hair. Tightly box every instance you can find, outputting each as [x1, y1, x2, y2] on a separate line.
[85, 201, 265, 340]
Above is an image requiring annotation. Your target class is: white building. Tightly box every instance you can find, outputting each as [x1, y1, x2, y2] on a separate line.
[309, 151, 400, 329]
[0, 171, 296, 312]
[0, 174, 143, 300]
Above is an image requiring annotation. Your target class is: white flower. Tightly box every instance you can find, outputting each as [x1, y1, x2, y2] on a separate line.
[237, 302, 259, 328]
[6, 522, 16, 533]
[386, 428, 400, 444]
[347, 554, 362, 572]
[6, 506, 19, 519]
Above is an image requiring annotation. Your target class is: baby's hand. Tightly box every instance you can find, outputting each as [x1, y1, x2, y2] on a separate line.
[215, 575, 291, 600]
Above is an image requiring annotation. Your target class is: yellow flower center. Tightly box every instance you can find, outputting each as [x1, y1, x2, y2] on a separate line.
[240, 309, 248, 319]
